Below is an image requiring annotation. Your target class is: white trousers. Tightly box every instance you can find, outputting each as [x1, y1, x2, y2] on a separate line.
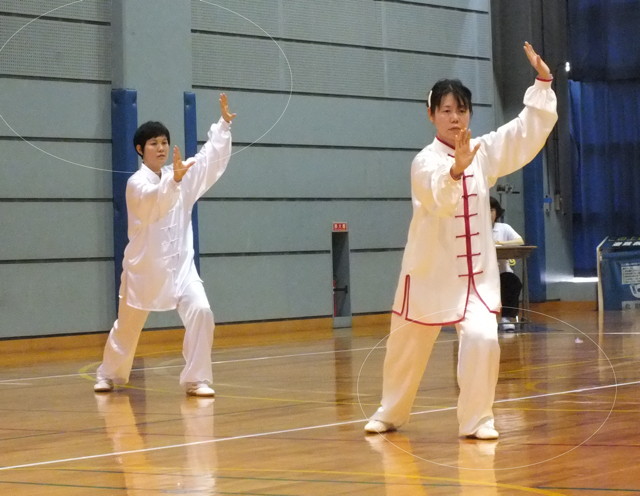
[371, 289, 500, 435]
[97, 281, 215, 387]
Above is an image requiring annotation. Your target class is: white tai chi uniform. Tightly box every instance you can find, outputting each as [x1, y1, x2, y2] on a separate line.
[370, 78, 557, 435]
[97, 117, 232, 388]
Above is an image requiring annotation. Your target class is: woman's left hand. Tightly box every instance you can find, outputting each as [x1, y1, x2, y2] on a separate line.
[219, 93, 237, 123]
[523, 41, 552, 80]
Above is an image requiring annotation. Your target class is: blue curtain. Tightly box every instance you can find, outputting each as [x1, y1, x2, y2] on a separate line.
[569, 0, 640, 275]
[570, 81, 640, 275]
[568, 0, 640, 82]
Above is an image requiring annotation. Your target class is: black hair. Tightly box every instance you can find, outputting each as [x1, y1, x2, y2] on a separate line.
[427, 78, 473, 115]
[490, 196, 505, 221]
[133, 121, 170, 157]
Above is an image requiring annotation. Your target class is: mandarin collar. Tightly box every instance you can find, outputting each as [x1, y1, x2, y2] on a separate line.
[140, 163, 163, 182]
[433, 135, 455, 156]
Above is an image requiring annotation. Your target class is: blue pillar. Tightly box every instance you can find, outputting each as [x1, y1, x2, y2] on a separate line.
[523, 153, 547, 302]
[184, 91, 201, 273]
[111, 89, 138, 309]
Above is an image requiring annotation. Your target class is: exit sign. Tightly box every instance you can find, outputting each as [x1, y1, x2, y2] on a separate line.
[332, 222, 348, 232]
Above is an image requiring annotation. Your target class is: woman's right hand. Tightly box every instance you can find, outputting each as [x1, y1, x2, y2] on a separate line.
[451, 128, 480, 179]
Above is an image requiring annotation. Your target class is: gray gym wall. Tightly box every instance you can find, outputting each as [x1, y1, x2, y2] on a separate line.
[0, 0, 114, 338]
[3, 0, 584, 340]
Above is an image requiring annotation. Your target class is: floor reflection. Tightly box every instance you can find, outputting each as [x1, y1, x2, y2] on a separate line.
[179, 396, 217, 492]
[366, 433, 499, 495]
[95, 393, 217, 494]
[457, 440, 498, 495]
[366, 434, 428, 495]
[334, 331, 355, 421]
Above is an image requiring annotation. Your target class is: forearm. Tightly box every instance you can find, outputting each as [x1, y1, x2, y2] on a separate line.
[413, 162, 463, 218]
[185, 118, 233, 199]
[496, 237, 524, 246]
[127, 175, 181, 225]
[481, 79, 558, 180]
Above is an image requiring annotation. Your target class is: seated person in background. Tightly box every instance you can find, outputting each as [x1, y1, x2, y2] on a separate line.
[490, 196, 523, 331]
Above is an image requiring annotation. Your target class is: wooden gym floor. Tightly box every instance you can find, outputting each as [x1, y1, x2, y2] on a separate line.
[0, 302, 638, 495]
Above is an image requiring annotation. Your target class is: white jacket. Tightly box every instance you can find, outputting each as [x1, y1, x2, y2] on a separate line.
[392, 79, 557, 325]
[120, 118, 232, 311]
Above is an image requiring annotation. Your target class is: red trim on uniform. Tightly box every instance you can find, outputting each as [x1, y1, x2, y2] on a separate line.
[458, 270, 483, 278]
[458, 252, 480, 258]
[405, 315, 464, 326]
[536, 76, 553, 82]
[391, 274, 466, 326]
[392, 308, 465, 326]
[461, 176, 476, 309]
[470, 278, 500, 314]
[394, 274, 411, 318]
[457, 232, 479, 239]
[436, 135, 455, 149]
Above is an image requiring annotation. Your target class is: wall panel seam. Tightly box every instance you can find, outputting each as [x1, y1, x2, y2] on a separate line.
[199, 198, 410, 202]
[200, 141, 426, 151]
[0, 199, 112, 202]
[200, 251, 331, 258]
[192, 87, 494, 106]
[0, 12, 110, 26]
[191, 29, 490, 61]
[0, 136, 111, 143]
[0, 75, 111, 84]
[371, 0, 489, 14]
[0, 258, 113, 264]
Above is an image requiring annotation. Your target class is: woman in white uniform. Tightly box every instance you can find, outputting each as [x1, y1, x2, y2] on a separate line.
[94, 94, 236, 397]
[365, 43, 557, 438]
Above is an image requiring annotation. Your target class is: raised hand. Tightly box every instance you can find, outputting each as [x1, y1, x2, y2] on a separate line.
[172, 145, 195, 182]
[451, 128, 480, 179]
[523, 41, 552, 80]
[219, 93, 237, 123]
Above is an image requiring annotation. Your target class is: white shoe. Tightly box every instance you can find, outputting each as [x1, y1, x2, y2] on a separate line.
[500, 317, 516, 332]
[364, 419, 395, 434]
[467, 420, 499, 440]
[186, 383, 215, 397]
[94, 379, 114, 393]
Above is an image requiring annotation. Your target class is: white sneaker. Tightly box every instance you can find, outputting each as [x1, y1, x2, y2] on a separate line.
[500, 317, 516, 332]
[467, 420, 499, 440]
[186, 383, 215, 397]
[364, 419, 395, 434]
[94, 379, 114, 393]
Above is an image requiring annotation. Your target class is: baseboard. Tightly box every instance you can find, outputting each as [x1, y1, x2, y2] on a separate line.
[0, 316, 337, 354]
[3, 304, 596, 356]
[530, 300, 598, 313]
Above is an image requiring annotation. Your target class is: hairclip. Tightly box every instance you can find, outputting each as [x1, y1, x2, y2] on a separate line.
[427, 90, 432, 108]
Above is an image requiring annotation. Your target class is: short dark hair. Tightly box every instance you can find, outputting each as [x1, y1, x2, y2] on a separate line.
[133, 121, 170, 157]
[427, 79, 473, 115]
[490, 196, 505, 220]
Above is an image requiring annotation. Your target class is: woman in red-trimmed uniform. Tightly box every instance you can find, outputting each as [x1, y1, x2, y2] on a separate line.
[365, 43, 557, 439]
